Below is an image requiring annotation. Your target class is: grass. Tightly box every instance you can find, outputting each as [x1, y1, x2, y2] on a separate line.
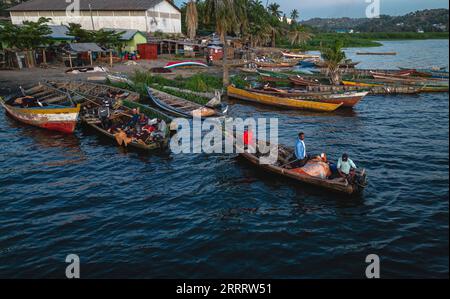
[107, 71, 222, 106]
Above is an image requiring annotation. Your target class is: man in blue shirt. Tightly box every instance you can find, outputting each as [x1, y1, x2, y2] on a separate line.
[291, 132, 309, 168]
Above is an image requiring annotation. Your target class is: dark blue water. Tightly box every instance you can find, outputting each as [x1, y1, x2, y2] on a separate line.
[0, 40, 448, 278]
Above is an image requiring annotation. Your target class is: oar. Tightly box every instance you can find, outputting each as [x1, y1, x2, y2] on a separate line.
[279, 159, 299, 168]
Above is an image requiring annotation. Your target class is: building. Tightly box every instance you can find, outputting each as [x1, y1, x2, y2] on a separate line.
[8, 0, 182, 34]
[104, 29, 148, 52]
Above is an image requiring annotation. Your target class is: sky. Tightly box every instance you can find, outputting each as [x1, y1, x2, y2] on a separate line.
[174, 0, 449, 20]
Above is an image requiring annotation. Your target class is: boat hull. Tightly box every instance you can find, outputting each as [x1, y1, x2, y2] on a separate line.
[227, 86, 342, 112]
[247, 89, 367, 108]
[240, 152, 361, 195]
[1, 100, 80, 134]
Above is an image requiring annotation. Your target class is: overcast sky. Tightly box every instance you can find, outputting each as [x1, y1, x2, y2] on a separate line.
[175, 0, 449, 20]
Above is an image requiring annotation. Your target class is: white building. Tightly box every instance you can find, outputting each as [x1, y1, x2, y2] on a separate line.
[8, 0, 182, 34]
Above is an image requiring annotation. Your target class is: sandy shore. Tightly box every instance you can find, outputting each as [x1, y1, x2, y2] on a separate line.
[0, 57, 227, 96]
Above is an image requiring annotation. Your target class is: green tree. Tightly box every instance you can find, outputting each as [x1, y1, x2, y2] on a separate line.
[320, 40, 346, 85]
[288, 24, 313, 46]
[204, 0, 247, 86]
[290, 9, 299, 24]
[93, 29, 125, 50]
[67, 23, 94, 42]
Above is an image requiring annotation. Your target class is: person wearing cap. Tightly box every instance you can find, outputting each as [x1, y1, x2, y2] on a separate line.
[337, 153, 357, 182]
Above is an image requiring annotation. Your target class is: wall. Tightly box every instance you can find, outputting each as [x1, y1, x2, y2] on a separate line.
[10, 1, 182, 33]
[124, 32, 148, 52]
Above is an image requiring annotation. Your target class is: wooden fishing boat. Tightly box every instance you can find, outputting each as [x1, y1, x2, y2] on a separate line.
[0, 84, 80, 134]
[356, 52, 397, 55]
[46, 80, 141, 102]
[308, 82, 421, 95]
[80, 99, 171, 152]
[255, 60, 298, 68]
[315, 60, 360, 68]
[147, 86, 226, 118]
[289, 76, 322, 86]
[258, 70, 290, 83]
[247, 88, 368, 108]
[236, 139, 367, 196]
[164, 61, 208, 69]
[281, 52, 320, 60]
[227, 85, 343, 112]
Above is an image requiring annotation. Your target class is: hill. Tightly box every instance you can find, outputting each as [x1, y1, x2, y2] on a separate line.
[302, 9, 449, 33]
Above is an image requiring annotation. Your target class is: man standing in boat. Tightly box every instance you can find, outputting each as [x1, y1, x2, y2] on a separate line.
[292, 132, 309, 168]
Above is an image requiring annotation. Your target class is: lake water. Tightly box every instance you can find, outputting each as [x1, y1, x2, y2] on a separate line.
[0, 40, 448, 278]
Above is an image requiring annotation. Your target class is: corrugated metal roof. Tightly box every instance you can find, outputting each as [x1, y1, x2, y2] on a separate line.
[8, 0, 180, 12]
[102, 28, 146, 41]
[48, 25, 76, 40]
[67, 43, 105, 52]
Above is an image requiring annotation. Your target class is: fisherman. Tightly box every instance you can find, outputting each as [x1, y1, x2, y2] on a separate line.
[98, 95, 115, 129]
[137, 112, 149, 132]
[337, 153, 357, 183]
[292, 132, 308, 168]
[126, 108, 140, 128]
[151, 118, 167, 141]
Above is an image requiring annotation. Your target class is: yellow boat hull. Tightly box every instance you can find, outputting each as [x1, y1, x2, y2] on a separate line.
[342, 80, 382, 87]
[227, 86, 342, 112]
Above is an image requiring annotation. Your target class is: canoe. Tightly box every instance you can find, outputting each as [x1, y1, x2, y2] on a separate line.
[315, 60, 360, 68]
[309, 82, 421, 95]
[255, 61, 298, 68]
[0, 84, 80, 134]
[46, 80, 141, 103]
[289, 76, 322, 86]
[80, 99, 171, 152]
[147, 86, 226, 118]
[235, 139, 367, 196]
[164, 61, 208, 69]
[247, 88, 368, 108]
[227, 85, 343, 112]
[281, 52, 320, 60]
[357, 52, 397, 55]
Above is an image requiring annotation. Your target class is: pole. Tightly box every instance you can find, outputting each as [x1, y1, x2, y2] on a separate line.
[109, 50, 113, 68]
[89, 51, 93, 66]
[89, 3, 95, 30]
[42, 48, 47, 65]
[69, 53, 73, 68]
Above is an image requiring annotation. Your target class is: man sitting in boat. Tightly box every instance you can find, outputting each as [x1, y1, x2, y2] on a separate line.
[291, 132, 309, 168]
[150, 119, 168, 141]
[11, 96, 44, 108]
[98, 96, 115, 129]
[125, 108, 140, 129]
[337, 153, 357, 183]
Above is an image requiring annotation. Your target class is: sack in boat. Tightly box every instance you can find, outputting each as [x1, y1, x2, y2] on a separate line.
[191, 107, 216, 117]
[292, 160, 332, 179]
[114, 129, 132, 146]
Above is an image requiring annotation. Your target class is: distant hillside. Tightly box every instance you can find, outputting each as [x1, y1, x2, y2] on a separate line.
[302, 9, 449, 33]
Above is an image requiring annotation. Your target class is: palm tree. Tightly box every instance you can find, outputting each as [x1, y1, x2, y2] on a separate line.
[205, 0, 246, 86]
[290, 9, 299, 24]
[185, 0, 198, 40]
[267, 3, 282, 18]
[288, 25, 313, 46]
[320, 40, 346, 85]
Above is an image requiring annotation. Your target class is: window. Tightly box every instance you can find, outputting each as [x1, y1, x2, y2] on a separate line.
[147, 11, 159, 18]
[113, 11, 130, 16]
[98, 11, 114, 16]
[170, 13, 181, 20]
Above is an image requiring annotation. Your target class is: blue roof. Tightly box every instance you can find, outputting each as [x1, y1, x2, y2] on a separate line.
[47, 25, 76, 40]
